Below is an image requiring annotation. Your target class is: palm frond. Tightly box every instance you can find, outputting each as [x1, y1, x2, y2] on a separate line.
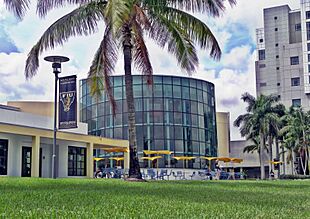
[4, 0, 30, 19]
[149, 14, 198, 74]
[132, 20, 153, 84]
[104, 0, 131, 34]
[88, 24, 118, 114]
[166, 0, 236, 16]
[147, 5, 221, 60]
[36, 0, 93, 17]
[241, 92, 256, 112]
[25, 2, 104, 79]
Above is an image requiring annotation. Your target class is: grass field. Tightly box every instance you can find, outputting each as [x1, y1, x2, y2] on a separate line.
[0, 178, 309, 218]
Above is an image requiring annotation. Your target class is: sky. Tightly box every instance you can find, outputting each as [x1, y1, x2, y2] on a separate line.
[0, 0, 300, 140]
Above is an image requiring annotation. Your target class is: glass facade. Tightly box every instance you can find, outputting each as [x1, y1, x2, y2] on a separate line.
[80, 75, 217, 169]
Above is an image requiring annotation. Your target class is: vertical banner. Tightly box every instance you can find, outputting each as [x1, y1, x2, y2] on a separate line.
[59, 75, 77, 129]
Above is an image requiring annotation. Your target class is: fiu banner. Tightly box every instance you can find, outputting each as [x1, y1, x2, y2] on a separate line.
[59, 75, 77, 129]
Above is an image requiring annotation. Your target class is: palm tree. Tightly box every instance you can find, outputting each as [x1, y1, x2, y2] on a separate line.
[23, 0, 236, 179]
[281, 107, 310, 175]
[3, 0, 30, 19]
[234, 93, 281, 179]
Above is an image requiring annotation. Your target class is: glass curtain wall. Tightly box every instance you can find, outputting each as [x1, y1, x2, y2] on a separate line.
[80, 75, 217, 169]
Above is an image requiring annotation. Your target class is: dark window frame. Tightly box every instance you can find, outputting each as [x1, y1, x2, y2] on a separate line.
[290, 56, 299, 65]
[68, 146, 87, 176]
[0, 139, 8, 175]
[291, 77, 300, 87]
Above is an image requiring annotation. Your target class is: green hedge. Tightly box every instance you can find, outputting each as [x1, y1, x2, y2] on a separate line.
[280, 174, 310, 179]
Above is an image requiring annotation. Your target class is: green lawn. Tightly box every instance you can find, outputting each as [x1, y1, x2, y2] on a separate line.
[0, 178, 309, 218]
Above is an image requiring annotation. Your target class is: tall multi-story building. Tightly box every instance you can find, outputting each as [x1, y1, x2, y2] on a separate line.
[256, 1, 310, 110]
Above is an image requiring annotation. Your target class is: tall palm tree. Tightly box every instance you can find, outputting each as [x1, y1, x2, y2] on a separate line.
[281, 107, 310, 175]
[3, 0, 30, 19]
[234, 93, 281, 179]
[23, 0, 236, 179]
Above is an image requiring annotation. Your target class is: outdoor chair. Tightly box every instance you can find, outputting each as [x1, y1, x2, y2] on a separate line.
[147, 169, 156, 180]
[141, 169, 146, 179]
[166, 170, 172, 180]
[189, 171, 196, 180]
[198, 171, 207, 180]
[158, 169, 168, 180]
[173, 171, 183, 180]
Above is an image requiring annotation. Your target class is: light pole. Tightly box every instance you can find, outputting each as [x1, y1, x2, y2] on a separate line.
[44, 55, 69, 179]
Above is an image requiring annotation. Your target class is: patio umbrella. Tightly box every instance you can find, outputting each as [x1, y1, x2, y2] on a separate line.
[93, 158, 105, 171]
[172, 156, 196, 168]
[143, 150, 173, 155]
[140, 156, 163, 177]
[109, 157, 124, 167]
[217, 157, 232, 171]
[200, 156, 218, 171]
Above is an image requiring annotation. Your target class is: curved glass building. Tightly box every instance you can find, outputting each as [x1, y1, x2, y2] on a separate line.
[80, 75, 217, 169]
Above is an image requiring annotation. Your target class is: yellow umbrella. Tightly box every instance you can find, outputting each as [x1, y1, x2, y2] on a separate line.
[172, 156, 196, 168]
[217, 157, 231, 162]
[231, 158, 243, 163]
[200, 157, 218, 171]
[94, 158, 105, 161]
[140, 156, 163, 177]
[109, 157, 124, 167]
[270, 161, 283, 165]
[143, 150, 173, 155]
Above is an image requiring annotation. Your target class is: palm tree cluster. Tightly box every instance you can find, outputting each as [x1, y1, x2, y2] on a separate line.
[4, 0, 235, 179]
[235, 93, 310, 179]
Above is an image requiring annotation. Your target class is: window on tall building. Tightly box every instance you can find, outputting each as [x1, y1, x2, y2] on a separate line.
[276, 55, 279, 59]
[68, 146, 86, 176]
[290, 56, 299, 65]
[259, 39, 264, 43]
[295, 23, 301, 31]
[277, 83, 281, 86]
[308, 54, 310, 62]
[292, 99, 301, 107]
[260, 82, 267, 87]
[291, 77, 300, 86]
[308, 64, 310, 72]
[306, 11, 310, 19]
[276, 67, 280, 70]
[259, 64, 266, 68]
[275, 28, 278, 31]
[274, 16, 278, 20]
[275, 43, 279, 47]
[306, 22, 310, 40]
[258, 50, 265, 60]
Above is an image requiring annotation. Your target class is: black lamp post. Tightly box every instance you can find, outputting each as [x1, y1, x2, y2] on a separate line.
[44, 55, 69, 179]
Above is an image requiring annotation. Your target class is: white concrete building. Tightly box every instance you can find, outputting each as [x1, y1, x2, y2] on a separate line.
[256, 1, 310, 110]
[0, 103, 129, 178]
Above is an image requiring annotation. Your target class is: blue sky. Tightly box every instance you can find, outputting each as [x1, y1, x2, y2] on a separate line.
[0, 0, 300, 139]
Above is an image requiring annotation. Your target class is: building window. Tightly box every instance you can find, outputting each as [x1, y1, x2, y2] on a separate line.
[295, 23, 301, 31]
[292, 99, 301, 107]
[308, 54, 310, 62]
[276, 55, 279, 59]
[259, 64, 266, 68]
[306, 11, 310, 19]
[275, 43, 279, 47]
[275, 28, 278, 31]
[68, 146, 86, 176]
[274, 16, 278, 20]
[291, 77, 300, 86]
[276, 67, 280, 70]
[308, 64, 310, 72]
[0, 140, 8, 175]
[277, 83, 281, 86]
[308, 43, 310, 51]
[307, 22, 310, 40]
[290, 56, 299, 65]
[260, 82, 267, 87]
[258, 50, 265, 60]
[259, 38, 264, 43]
[278, 95, 281, 99]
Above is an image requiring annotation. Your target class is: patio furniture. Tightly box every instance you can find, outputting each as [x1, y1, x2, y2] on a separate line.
[172, 171, 183, 180]
[189, 171, 196, 180]
[147, 169, 156, 180]
[158, 169, 168, 180]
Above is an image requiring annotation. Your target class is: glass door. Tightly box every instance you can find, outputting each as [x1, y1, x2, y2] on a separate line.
[21, 147, 31, 177]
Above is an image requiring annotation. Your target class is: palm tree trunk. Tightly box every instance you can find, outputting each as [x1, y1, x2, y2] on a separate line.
[123, 24, 142, 179]
[275, 139, 280, 178]
[259, 133, 265, 180]
[292, 151, 295, 175]
[268, 135, 273, 178]
[281, 144, 286, 175]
